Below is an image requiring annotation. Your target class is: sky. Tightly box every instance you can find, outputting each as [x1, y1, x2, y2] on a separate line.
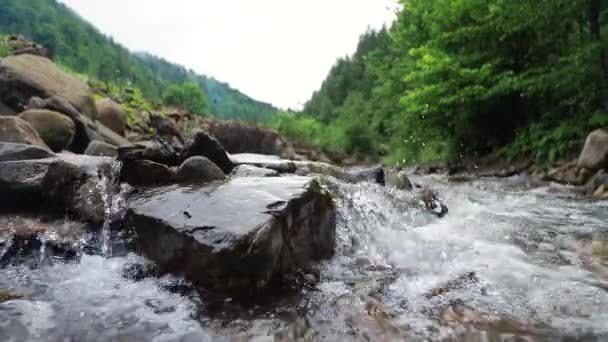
[58, 0, 399, 109]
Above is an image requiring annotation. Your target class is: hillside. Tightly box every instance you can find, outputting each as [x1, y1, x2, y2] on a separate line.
[136, 53, 278, 123]
[0, 0, 278, 123]
[275, 1, 608, 165]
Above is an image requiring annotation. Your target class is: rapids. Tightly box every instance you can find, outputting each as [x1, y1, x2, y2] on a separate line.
[1, 174, 607, 341]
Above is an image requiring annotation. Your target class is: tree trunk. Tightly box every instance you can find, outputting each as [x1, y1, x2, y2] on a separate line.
[590, 0, 608, 98]
[590, 0, 600, 40]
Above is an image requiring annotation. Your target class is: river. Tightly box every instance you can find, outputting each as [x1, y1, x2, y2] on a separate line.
[1, 174, 607, 341]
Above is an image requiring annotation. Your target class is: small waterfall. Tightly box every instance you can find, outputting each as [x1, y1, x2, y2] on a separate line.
[97, 159, 125, 257]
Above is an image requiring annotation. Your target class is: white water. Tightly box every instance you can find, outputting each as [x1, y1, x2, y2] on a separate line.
[1, 175, 608, 341]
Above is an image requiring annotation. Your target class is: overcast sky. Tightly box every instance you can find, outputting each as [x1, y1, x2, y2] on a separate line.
[58, 0, 398, 109]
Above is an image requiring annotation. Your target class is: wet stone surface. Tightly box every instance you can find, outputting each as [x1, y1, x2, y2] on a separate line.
[125, 176, 336, 295]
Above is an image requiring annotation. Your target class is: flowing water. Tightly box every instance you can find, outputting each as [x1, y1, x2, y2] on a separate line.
[1, 174, 608, 341]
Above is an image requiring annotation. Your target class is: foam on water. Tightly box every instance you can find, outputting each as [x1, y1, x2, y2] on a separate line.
[1, 175, 608, 340]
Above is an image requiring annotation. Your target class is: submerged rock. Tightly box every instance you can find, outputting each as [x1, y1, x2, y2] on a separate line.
[181, 130, 234, 174]
[176, 156, 225, 185]
[231, 153, 297, 173]
[416, 188, 448, 217]
[125, 176, 336, 295]
[0, 215, 84, 267]
[230, 164, 279, 178]
[384, 169, 413, 190]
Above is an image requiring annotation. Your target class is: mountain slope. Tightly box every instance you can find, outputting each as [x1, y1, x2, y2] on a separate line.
[136, 53, 278, 123]
[0, 0, 278, 123]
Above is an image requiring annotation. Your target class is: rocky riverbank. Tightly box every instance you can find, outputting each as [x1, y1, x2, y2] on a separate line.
[0, 45, 448, 300]
[409, 128, 608, 201]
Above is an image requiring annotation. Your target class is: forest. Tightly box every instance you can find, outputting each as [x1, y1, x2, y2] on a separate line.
[275, 0, 608, 164]
[0, 0, 278, 123]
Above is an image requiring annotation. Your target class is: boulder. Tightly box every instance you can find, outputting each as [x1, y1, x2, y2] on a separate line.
[26, 96, 129, 153]
[0, 153, 112, 217]
[181, 130, 234, 174]
[118, 140, 180, 166]
[544, 160, 590, 185]
[0, 115, 50, 150]
[201, 119, 296, 159]
[85, 140, 118, 157]
[385, 169, 413, 190]
[176, 156, 225, 184]
[584, 170, 608, 198]
[18, 109, 75, 152]
[125, 176, 336, 295]
[0, 142, 54, 162]
[95, 98, 126, 136]
[7, 35, 52, 59]
[119, 159, 176, 187]
[578, 129, 608, 170]
[230, 165, 279, 178]
[0, 55, 97, 118]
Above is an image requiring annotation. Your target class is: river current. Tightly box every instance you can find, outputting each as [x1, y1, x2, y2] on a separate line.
[1, 174, 607, 341]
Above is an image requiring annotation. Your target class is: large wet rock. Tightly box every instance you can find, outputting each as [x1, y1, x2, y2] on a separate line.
[0, 55, 97, 118]
[125, 176, 336, 295]
[0, 142, 54, 162]
[95, 98, 126, 136]
[0, 152, 112, 219]
[578, 129, 608, 170]
[0, 116, 50, 150]
[181, 130, 234, 174]
[18, 109, 75, 152]
[201, 119, 296, 159]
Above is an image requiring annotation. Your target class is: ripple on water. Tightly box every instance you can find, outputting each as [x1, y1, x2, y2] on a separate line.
[1, 176, 608, 341]
[0, 254, 209, 342]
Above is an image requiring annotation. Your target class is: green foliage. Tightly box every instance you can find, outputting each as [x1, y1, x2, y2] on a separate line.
[0, 35, 9, 57]
[0, 0, 278, 123]
[300, 0, 608, 164]
[163, 81, 210, 115]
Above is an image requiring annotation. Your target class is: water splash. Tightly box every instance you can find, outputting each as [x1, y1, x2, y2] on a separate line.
[97, 159, 124, 257]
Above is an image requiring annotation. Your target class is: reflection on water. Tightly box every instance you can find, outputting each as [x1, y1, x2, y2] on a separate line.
[1, 175, 608, 341]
